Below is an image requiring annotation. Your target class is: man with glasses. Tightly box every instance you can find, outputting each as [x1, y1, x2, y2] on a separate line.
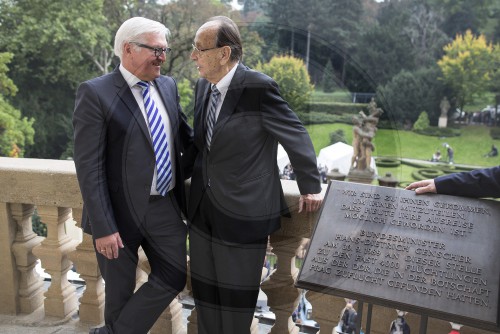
[187, 16, 323, 334]
[73, 17, 194, 334]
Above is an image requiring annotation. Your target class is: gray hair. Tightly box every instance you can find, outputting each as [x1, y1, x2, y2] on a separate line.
[114, 17, 170, 60]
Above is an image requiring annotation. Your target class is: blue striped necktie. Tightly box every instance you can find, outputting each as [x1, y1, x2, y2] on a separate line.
[137, 81, 172, 196]
[205, 85, 220, 149]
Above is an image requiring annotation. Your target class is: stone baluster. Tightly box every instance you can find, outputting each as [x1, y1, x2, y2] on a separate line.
[10, 203, 45, 313]
[261, 232, 302, 334]
[0, 202, 20, 314]
[151, 300, 185, 334]
[137, 247, 185, 334]
[186, 258, 198, 334]
[186, 307, 198, 334]
[33, 206, 78, 318]
[68, 207, 104, 325]
[307, 292, 345, 334]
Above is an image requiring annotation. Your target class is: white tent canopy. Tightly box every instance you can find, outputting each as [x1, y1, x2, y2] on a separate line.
[317, 142, 377, 176]
[277, 142, 377, 176]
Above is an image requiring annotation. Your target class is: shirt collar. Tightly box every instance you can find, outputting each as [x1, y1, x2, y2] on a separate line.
[119, 64, 143, 88]
[213, 63, 238, 96]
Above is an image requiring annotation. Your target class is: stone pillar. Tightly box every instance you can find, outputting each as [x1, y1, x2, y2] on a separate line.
[326, 168, 346, 183]
[11, 203, 44, 314]
[150, 300, 185, 334]
[138, 248, 185, 334]
[307, 292, 344, 334]
[250, 318, 260, 334]
[187, 307, 198, 334]
[186, 258, 198, 334]
[33, 206, 78, 318]
[378, 172, 399, 188]
[261, 232, 301, 334]
[68, 207, 104, 325]
[438, 116, 448, 128]
[0, 202, 21, 314]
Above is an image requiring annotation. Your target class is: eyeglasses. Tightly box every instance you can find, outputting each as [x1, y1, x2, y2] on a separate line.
[191, 43, 221, 55]
[130, 42, 171, 57]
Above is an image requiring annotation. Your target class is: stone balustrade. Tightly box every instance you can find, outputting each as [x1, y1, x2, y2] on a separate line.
[0, 157, 494, 334]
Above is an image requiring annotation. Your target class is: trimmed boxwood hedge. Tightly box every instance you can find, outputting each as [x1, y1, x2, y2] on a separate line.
[411, 168, 445, 180]
[490, 127, 500, 140]
[375, 157, 401, 167]
[414, 126, 461, 137]
[305, 102, 368, 115]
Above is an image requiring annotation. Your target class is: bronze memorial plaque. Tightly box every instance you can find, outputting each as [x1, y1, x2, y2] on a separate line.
[296, 180, 500, 331]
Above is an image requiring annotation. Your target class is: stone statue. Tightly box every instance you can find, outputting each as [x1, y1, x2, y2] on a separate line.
[350, 115, 374, 171]
[440, 96, 450, 117]
[348, 100, 383, 183]
[352, 105, 382, 172]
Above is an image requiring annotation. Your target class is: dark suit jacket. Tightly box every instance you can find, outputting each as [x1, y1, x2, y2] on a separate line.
[435, 166, 500, 198]
[73, 67, 193, 238]
[188, 64, 321, 240]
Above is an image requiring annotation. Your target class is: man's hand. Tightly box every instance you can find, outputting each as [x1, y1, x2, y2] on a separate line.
[405, 179, 437, 194]
[95, 232, 124, 259]
[298, 193, 323, 213]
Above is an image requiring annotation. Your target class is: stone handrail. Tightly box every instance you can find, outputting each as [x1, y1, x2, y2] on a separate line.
[0, 157, 489, 334]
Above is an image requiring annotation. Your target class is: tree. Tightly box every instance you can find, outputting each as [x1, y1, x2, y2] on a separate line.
[256, 55, 314, 113]
[260, 0, 362, 86]
[0, 53, 34, 157]
[426, 0, 495, 38]
[489, 43, 500, 123]
[437, 30, 495, 111]
[413, 111, 430, 131]
[353, 2, 418, 88]
[403, 2, 449, 67]
[321, 59, 336, 93]
[0, 0, 113, 158]
[377, 66, 447, 127]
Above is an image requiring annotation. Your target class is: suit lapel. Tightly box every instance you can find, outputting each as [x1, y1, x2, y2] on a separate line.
[113, 69, 151, 145]
[194, 80, 211, 149]
[212, 64, 245, 142]
[154, 77, 179, 138]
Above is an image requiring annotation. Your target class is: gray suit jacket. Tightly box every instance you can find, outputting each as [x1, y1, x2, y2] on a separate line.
[188, 64, 321, 239]
[73, 67, 193, 238]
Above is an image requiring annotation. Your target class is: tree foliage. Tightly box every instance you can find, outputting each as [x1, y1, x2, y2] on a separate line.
[413, 111, 430, 131]
[321, 59, 336, 93]
[256, 55, 314, 112]
[0, 0, 113, 158]
[437, 30, 495, 111]
[0, 53, 35, 157]
[377, 66, 447, 126]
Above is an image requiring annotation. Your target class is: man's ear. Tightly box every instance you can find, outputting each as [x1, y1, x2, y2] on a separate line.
[220, 45, 232, 64]
[124, 42, 132, 56]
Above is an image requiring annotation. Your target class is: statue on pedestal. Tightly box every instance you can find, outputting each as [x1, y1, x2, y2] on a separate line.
[440, 96, 451, 117]
[439, 96, 450, 128]
[348, 99, 383, 183]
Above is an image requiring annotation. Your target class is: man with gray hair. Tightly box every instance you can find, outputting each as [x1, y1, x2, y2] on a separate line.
[188, 16, 323, 333]
[73, 17, 193, 334]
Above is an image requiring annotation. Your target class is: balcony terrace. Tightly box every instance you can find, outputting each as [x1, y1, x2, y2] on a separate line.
[0, 157, 494, 334]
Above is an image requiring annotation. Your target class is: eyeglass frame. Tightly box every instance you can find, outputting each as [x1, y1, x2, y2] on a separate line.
[191, 43, 223, 55]
[130, 42, 172, 57]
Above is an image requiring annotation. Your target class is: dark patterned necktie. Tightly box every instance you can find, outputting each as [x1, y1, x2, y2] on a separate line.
[205, 85, 220, 149]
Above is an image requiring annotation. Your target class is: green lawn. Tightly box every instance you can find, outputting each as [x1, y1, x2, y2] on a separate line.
[305, 123, 500, 184]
